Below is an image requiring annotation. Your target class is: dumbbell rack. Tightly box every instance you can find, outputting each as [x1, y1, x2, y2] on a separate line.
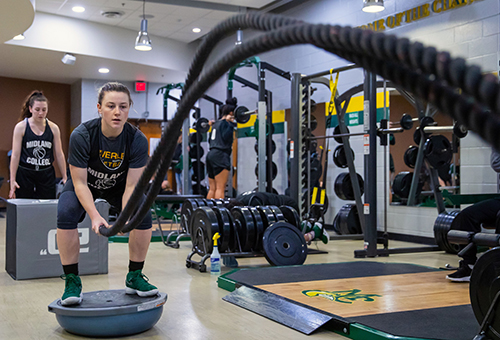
[183, 199, 305, 272]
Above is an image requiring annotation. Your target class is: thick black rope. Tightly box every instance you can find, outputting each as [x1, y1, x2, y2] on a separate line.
[101, 13, 500, 236]
[101, 13, 305, 236]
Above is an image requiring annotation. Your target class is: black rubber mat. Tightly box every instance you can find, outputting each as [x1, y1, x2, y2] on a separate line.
[225, 261, 440, 285]
[353, 304, 478, 340]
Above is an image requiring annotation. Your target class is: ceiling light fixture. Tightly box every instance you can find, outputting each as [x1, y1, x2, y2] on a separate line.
[362, 0, 384, 13]
[192, 27, 201, 33]
[99, 68, 110, 74]
[13, 34, 25, 40]
[135, 0, 152, 51]
[72, 6, 85, 13]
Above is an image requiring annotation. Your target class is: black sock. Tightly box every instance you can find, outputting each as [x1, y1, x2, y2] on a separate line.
[129, 260, 144, 272]
[63, 263, 79, 276]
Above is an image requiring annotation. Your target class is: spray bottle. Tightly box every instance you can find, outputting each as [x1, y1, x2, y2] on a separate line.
[210, 232, 221, 275]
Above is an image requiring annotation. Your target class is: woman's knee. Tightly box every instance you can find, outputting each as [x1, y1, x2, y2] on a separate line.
[57, 191, 85, 229]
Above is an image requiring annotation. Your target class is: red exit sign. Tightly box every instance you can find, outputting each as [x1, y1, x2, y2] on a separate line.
[135, 81, 146, 92]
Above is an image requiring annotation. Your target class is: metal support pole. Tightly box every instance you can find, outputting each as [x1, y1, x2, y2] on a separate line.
[258, 64, 267, 192]
[407, 132, 427, 206]
[428, 165, 446, 214]
[182, 118, 190, 194]
[266, 91, 274, 193]
[364, 71, 378, 257]
[283, 121, 288, 193]
[290, 73, 302, 215]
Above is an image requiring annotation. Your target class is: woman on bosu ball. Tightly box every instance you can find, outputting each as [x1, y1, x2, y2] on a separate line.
[57, 82, 158, 305]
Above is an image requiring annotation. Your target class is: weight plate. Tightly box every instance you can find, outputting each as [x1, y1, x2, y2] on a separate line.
[400, 113, 414, 130]
[453, 123, 468, 138]
[249, 207, 265, 251]
[333, 125, 349, 144]
[231, 207, 256, 252]
[254, 140, 276, 155]
[334, 172, 364, 200]
[392, 171, 422, 199]
[212, 199, 225, 207]
[256, 206, 278, 230]
[192, 161, 206, 182]
[190, 207, 220, 255]
[279, 205, 301, 230]
[204, 199, 215, 208]
[189, 144, 205, 159]
[189, 132, 200, 144]
[268, 205, 286, 222]
[252, 187, 279, 195]
[254, 162, 278, 180]
[333, 145, 354, 169]
[220, 207, 237, 252]
[433, 210, 460, 254]
[181, 199, 200, 237]
[235, 106, 250, 124]
[403, 146, 419, 169]
[337, 204, 361, 235]
[310, 115, 318, 131]
[212, 207, 230, 253]
[195, 198, 207, 207]
[424, 135, 452, 169]
[195, 117, 210, 133]
[470, 247, 500, 340]
[310, 157, 322, 185]
[332, 213, 341, 235]
[262, 222, 308, 266]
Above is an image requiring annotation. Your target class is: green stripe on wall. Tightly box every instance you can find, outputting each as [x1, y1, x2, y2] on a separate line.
[326, 108, 388, 128]
[237, 122, 284, 138]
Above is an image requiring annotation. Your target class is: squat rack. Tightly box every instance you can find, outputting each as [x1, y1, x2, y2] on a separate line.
[227, 58, 291, 194]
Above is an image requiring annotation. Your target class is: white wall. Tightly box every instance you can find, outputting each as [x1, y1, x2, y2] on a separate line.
[198, 0, 499, 238]
[76, 79, 183, 124]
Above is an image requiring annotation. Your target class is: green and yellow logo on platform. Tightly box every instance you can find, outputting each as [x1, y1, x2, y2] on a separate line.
[302, 289, 381, 304]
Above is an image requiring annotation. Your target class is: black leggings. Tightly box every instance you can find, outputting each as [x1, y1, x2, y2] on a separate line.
[15, 166, 56, 199]
[57, 181, 152, 230]
[450, 198, 500, 265]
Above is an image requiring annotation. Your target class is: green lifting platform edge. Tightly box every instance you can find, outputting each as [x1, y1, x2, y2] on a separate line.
[442, 191, 500, 205]
[227, 57, 261, 91]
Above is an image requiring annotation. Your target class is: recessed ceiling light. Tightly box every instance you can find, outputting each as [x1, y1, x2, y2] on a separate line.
[192, 28, 201, 33]
[72, 6, 85, 13]
[99, 68, 110, 74]
[13, 34, 25, 40]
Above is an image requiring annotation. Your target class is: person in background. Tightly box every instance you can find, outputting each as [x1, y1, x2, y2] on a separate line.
[206, 98, 237, 199]
[9, 91, 67, 198]
[447, 148, 500, 282]
[56, 82, 158, 306]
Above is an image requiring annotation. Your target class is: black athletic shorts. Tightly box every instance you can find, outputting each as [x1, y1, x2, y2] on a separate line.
[57, 179, 152, 230]
[15, 166, 56, 199]
[206, 148, 231, 179]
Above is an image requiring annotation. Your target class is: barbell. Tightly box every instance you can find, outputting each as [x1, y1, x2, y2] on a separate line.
[194, 106, 257, 133]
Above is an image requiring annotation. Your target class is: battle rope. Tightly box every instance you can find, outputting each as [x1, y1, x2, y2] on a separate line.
[100, 12, 500, 236]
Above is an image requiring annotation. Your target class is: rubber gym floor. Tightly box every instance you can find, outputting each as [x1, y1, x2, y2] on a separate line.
[0, 215, 473, 340]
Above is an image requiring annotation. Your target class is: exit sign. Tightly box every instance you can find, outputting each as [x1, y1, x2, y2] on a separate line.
[135, 81, 146, 92]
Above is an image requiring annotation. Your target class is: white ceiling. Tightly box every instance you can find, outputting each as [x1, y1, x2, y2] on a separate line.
[35, 0, 279, 43]
[0, 0, 299, 85]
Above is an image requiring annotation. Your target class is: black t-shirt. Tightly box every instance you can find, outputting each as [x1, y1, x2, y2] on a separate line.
[68, 118, 148, 197]
[19, 118, 54, 171]
[209, 120, 235, 152]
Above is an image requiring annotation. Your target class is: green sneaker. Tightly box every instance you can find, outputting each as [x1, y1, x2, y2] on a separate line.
[125, 270, 159, 297]
[61, 273, 82, 306]
[313, 223, 329, 244]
